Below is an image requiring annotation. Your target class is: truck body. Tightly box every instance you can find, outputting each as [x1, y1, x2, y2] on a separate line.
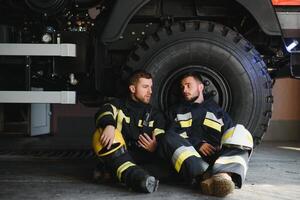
[0, 0, 300, 144]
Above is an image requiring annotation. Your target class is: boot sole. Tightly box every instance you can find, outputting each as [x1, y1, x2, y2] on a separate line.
[201, 176, 234, 197]
[144, 176, 159, 193]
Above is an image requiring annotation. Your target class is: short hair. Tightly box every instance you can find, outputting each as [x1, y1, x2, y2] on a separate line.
[180, 72, 203, 84]
[128, 70, 152, 86]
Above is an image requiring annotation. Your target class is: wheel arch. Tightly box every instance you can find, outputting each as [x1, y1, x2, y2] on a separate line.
[101, 0, 281, 44]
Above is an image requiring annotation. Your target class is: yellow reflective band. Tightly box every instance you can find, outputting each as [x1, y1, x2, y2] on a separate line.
[116, 109, 130, 132]
[179, 132, 188, 138]
[149, 121, 154, 127]
[221, 127, 235, 144]
[215, 155, 248, 176]
[174, 150, 200, 172]
[101, 103, 118, 119]
[95, 111, 114, 124]
[172, 146, 200, 173]
[205, 112, 224, 125]
[138, 120, 143, 127]
[153, 128, 165, 136]
[179, 119, 192, 128]
[116, 161, 136, 181]
[203, 118, 222, 132]
[138, 120, 154, 127]
[110, 104, 118, 119]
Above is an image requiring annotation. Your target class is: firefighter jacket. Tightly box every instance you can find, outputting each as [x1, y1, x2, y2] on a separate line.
[168, 98, 235, 151]
[95, 98, 165, 153]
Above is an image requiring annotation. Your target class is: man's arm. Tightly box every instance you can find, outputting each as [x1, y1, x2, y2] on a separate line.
[222, 111, 236, 132]
[138, 109, 166, 152]
[94, 100, 119, 149]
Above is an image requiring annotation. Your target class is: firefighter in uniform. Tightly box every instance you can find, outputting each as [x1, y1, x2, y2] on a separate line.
[159, 72, 253, 197]
[92, 70, 165, 193]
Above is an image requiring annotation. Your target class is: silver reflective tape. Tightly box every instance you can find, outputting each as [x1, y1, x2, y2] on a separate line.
[205, 112, 224, 125]
[215, 155, 248, 177]
[171, 146, 197, 165]
[179, 131, 189, 138]
[176, 112, 192, 121]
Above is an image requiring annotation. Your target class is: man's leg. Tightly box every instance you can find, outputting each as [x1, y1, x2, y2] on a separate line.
[158, 132, 209, 182]
[92, 129, 159, 193]
[201, 148, 250, 197]
[105, 149, 159, 193]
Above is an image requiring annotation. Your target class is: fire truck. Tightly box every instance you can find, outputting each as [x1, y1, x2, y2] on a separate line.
[0, 0, 299, 144]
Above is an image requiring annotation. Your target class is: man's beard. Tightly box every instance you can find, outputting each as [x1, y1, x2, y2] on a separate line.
[134, 95, 150, 104]
[186, 94, 199, 103]
[185, 93, 200, 103]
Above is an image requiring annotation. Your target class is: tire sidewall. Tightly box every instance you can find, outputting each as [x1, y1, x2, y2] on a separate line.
[127, 22, 271, 143]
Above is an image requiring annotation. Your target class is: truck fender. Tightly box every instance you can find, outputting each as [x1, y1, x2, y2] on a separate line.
[101, 0, 151, 43]
[235, 0, 281, 36]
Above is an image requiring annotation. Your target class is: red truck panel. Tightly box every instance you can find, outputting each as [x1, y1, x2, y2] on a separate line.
[272, 0, 300, 5]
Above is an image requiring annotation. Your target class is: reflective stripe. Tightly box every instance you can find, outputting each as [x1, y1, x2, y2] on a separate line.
[111, 104, 118, 119]
[205, 112, 224, 125]
[221, 127, 235, 144]
[177, 112, 192, 121]
[172, 146, 200, 172]
[138, 120, 143, 127]
[179, 119, 192, 128]
[116, 110, 130, 132]
[95, 103, 118, 125]
[203, 118, 222, 132]
[149, 121, 154, 127]
[153, 128, 164, 136]
[138, 120, 154, 127]
[179, 131, 189, 138]
[95, 111, 114, 125]
[116, 161, 136, 181]
[101, 103, 118, 119]
[215, 155, 248, 176]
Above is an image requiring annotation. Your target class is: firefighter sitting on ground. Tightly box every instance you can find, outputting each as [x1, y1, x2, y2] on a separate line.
[92, 70, 165, 193]
[159, 72, 253, 197]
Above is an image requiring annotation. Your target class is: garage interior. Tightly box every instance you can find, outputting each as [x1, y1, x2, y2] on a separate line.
[0, 0, 300, 199]
[0, 78, 300, 149]
[0, 78, 299, 200]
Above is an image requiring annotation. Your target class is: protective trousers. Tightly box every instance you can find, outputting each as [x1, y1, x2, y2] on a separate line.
[92, 129, 158, 193]
[158, 132, 209, 181]
[159, 133, 250, 188]
[205, 147, 249, 188]
[101, 148, 158, 193]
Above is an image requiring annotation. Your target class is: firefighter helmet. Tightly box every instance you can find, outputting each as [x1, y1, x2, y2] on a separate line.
[92, 128, 126, 157]
[221, 124, 253, 151]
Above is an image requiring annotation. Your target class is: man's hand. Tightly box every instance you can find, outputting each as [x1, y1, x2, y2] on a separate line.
[138, 133, 157, 152]
[100, 125, 115, 149]
[199, 142, 216, 156]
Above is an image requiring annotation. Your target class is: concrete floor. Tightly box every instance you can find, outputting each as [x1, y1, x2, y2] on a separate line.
[0, 142, 299, 200]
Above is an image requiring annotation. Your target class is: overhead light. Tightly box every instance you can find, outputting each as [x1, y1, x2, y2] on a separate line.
[286, 40, 299, 52]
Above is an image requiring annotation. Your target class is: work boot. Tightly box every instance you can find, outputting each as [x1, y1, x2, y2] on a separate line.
[124, 166, 159, 193]
[200, 173, 235, 197]
[139, 176, 159, 193]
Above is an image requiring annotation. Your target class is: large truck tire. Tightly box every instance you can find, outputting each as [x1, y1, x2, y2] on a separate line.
[126, 21, 273, 146]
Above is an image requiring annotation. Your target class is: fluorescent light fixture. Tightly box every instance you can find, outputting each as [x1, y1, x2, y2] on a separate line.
[286, 40, 299, 52]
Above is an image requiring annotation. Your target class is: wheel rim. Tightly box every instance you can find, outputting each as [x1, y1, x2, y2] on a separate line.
[159, 65, 231, 112]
